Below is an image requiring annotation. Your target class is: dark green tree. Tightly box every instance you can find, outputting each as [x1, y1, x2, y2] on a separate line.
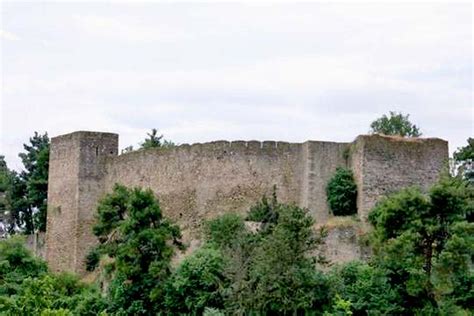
[370, 111, 421, 137]
[87, 184, 183, 315]
[453, 138, 474, 183]
[0, 156, 13, 236]
[164, 247, 229, 314]
[368, 176, 473, 313]
[326, 168, 358, 216]
[0, 156, 31, 235]
[246, 204, 329, 314]
[5, 132, 51, 234]
[328, 261, 403, 315]
[203, 198, 329, 314]
[140, 128, 175, 150]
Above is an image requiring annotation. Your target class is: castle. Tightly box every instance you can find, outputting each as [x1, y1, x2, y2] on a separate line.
[45, 131, 448, 274]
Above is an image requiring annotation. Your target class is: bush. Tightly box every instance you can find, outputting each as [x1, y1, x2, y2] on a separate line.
[0, 236, 48, 297]
[164, 248, 228, 313]
[328, 262, 403, 314]
[204, 213, 246, 249]
[0, 237, 107, 315]
[326, 168, 357, 216]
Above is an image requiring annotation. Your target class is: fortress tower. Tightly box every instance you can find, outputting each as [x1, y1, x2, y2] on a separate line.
[45, 132, 118, 273]
[45, 131, 448, 274]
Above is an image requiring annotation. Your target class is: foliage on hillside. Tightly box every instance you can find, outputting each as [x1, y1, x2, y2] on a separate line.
[1, 176, 472, 315]
[0, 236, 106, 315]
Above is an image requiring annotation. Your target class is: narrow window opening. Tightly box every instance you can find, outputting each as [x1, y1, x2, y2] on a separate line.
[95, 146, 99, 156]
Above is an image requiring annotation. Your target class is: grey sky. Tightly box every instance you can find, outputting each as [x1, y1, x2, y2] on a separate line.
[1, 2, 472, 170]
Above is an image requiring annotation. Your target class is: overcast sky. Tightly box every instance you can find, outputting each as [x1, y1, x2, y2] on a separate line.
[1, 2, 472, 170]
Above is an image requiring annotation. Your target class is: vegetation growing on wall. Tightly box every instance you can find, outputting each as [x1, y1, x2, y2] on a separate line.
[326, 167, 358, 216]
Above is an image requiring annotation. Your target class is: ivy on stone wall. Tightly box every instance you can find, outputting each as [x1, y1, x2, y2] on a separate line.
[326, 168, 357, 216]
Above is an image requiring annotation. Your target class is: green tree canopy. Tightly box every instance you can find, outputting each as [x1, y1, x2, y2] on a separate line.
[453, 138, 474, 183]
[164, 247, 229, 314]
[328, 261, 403, 315]
[87, 184, 183, 315]
[0, 132, 50, 235]
[370, 111, 421, 137]
[368, 176, 473, 313]
[140, 128, 175, 150]
[198, 196, 329, 314]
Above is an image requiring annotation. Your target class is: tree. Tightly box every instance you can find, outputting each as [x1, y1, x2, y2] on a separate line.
[202, 197, 329, 314]
[326, 168, 358, 216]
[0, 156, 30, 235]
[246, 204, 329, 314]
[369, 111, 421, 137]
[18, 132, 50, 232]
[453, 138, 474, 183]
[368, 176, 473, 313]
[0, 156, 13, 236]
[140, 129, 175, 150]
[164, 248, 229, 314]
[87, 184, 183, 315]
[328, 261, 403, 315]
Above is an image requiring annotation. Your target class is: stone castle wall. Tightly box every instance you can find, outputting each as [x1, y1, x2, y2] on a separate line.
[45, 131, 448, 274]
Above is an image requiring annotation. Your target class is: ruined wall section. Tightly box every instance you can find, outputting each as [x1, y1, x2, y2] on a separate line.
[46, 132, 118, 274]
[351, 134, 449, 221]
[301, 141, 350, 224]
[103, 141, 306, 241]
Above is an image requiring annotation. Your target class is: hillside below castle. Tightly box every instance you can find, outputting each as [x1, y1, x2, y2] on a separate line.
[44, 131, 448, 274]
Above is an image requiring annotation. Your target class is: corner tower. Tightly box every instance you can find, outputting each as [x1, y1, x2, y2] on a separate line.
[45, 131, 118, 274]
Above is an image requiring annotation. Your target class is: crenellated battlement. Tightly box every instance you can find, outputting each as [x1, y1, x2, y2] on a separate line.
[45, 131, 448, 274]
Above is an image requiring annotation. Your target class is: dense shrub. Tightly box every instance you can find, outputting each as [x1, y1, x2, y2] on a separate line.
[328, 261, 403, 315]
[0, 237, 106, 315]
[326, 168, 357, 216]
[0, 236, 48, 297]
[204, 213, 247, 249]
[164, 247, 228, 313]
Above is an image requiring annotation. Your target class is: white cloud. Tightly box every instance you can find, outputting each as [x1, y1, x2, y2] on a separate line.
[0, 29, 20, 41]
[72, 14, 189, 42]
[1, 2, 472, 170]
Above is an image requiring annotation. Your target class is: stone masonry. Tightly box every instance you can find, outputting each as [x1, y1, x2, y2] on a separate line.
[45, 131, 448, 274]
